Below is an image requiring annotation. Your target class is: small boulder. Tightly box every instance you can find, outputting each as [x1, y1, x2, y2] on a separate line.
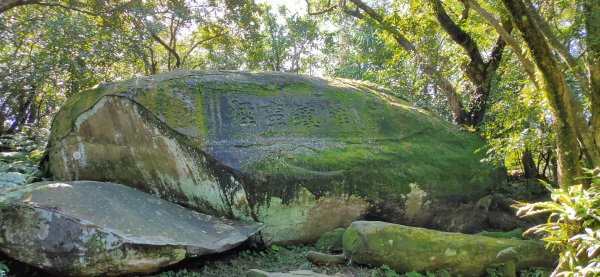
[0, 172, 27, 190]
[0, 152, 24, 162]
[315, 228, 345, 252]
[342, 221, 556, 276]
[306, 251, 347, 265]
[0, 181, 263, 276]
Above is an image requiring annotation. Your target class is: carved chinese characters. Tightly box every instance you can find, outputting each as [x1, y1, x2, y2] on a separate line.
[205, 95, 358, 135]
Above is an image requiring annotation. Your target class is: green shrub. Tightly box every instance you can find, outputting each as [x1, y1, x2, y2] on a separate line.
[0, 261, 8, 277]
[28, 149, 45, 164]
[516, 168, 600, 276]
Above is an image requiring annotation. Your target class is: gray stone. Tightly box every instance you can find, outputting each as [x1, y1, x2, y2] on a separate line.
[0, 172, 27, 189]
[0, 152, 24, 162]
[0, 181, 263, 276]
[46, 70, 506, 244]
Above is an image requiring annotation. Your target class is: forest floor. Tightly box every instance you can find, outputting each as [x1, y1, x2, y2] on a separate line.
[1, 243, 400, 277]
[0, 241, 551, 277]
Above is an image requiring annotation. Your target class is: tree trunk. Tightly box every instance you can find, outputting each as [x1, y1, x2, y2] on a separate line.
[0, 98, 8, 136]
[26, 95, 39, 125]
[7, 89, 34, 134]
[501, 0, 592, 187]
[430, 0, 508, 127]
[584, 0, 600, 165]
[521, 150, 537, 179]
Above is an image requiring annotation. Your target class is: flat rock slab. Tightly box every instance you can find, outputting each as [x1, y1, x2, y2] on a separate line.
[0, 181, 263, 276]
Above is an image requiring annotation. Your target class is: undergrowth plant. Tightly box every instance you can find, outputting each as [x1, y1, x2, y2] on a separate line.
[0, 261, 8, 277]
[516, 168, 600, 276]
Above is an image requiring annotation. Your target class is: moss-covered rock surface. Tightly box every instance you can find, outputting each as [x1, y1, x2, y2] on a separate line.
[342, 221, 556, 276]
[46, 70, 506, 243]
[0, 181, 262, 276]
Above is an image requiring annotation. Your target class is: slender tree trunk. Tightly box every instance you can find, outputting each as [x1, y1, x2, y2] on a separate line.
[521, 150, 537, 179]
[541, 149, 552, 178]
[0, 98, 8, 136]
[8, 88, 35, 133]
[26, 95, 38, 125]
[0, 116, 6, 136]
[584, 0, 600, 164]
[501, 0, 590, 187]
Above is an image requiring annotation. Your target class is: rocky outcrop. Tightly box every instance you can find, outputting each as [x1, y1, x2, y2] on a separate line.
[0, 181, 262, 276]
[0, 130, 47, 190]
[342, 221, 556, 276]
[45, 70, 506, 244]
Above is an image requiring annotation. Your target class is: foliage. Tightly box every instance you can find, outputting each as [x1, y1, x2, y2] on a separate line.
[516, 169, 600, 276]
[0, 261, 8, 277]
[378, 264, 400, 277]
[154, 269, 201, 277]
[520, 267, 550, 277]
[480, 54, 556, 177]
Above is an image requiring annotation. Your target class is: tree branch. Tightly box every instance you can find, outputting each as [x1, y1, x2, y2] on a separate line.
[0, 0, 40, 15]
[430, 0, 484, 69]
[182, 30, 227, 65]
[460, 1, 470, 23]
[343, 0, 466, 123]
[149, 31, 181, 69]
[1, 0, 141, 17]
[34, 2, 100, 16]
[469, 0, 539, 89]
[486, 22, 510, 77]
[347, 0, 415, 52]
[305, 0, 337, 16]
[522, 0, 590, 96]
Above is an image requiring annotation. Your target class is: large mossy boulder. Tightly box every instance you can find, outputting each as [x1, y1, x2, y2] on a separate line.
[0, 181, 262, 276]
[342, 221, 555, 276]
[45, 70, 505, 243]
